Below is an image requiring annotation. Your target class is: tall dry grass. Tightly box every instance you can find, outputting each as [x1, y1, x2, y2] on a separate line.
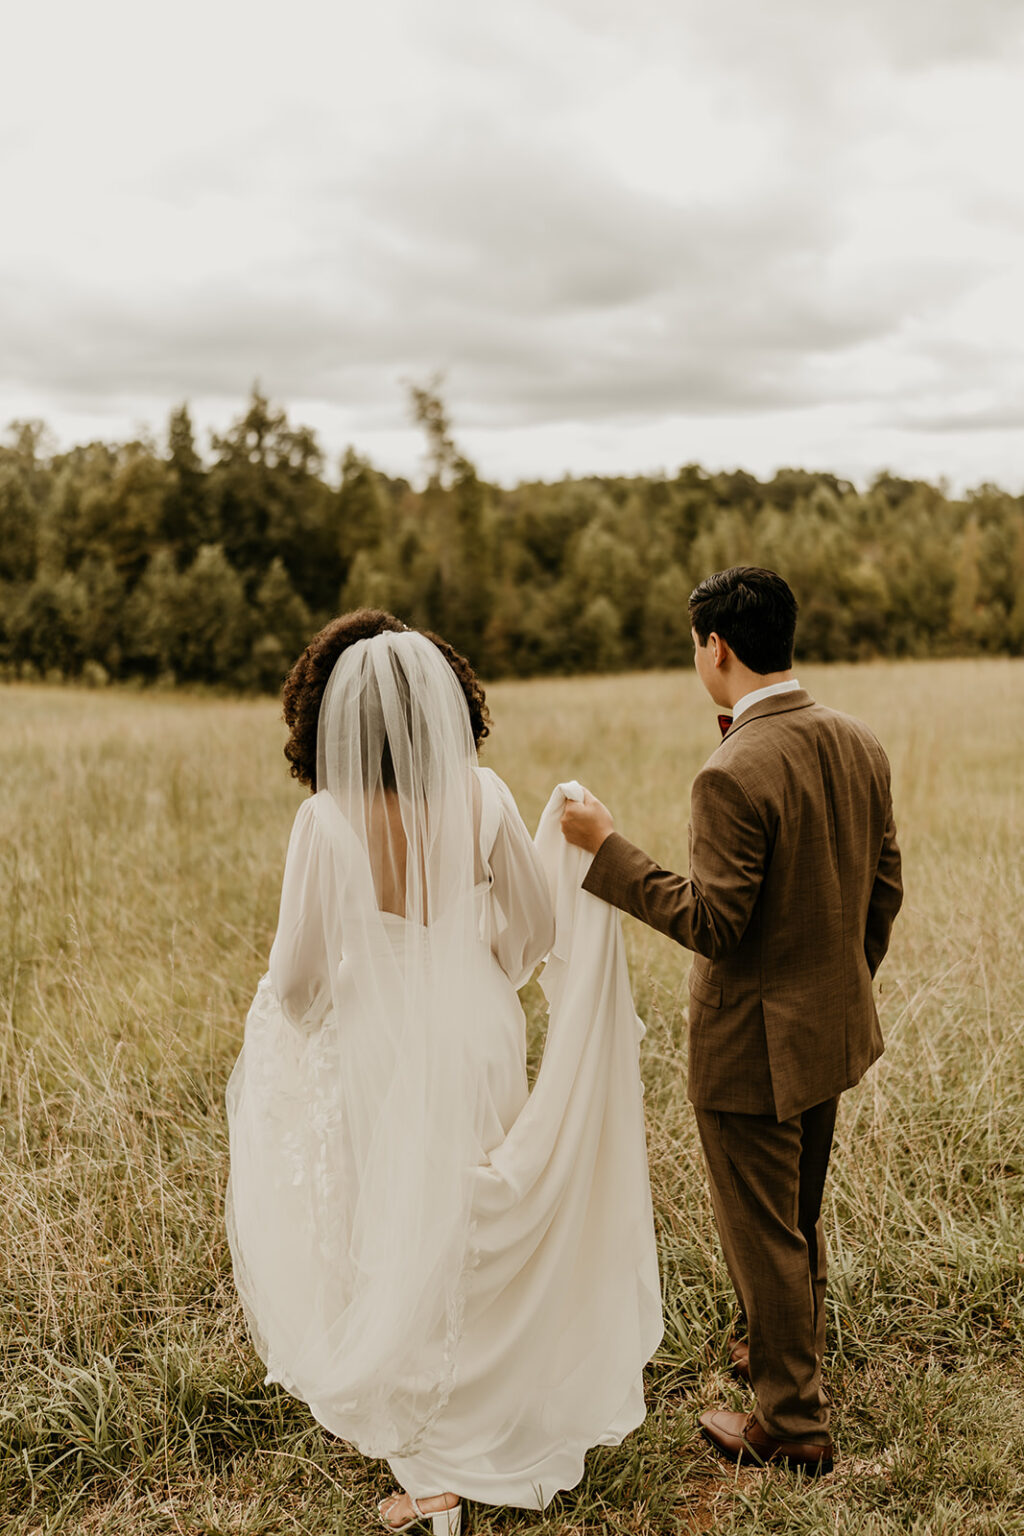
[2, 660, 1023, 1534]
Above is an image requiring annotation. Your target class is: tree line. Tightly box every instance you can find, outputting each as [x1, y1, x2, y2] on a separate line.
[1, 385, 1023, 688]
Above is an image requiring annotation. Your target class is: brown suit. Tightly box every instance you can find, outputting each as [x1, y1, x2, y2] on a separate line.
[582, 688, 903, 1441]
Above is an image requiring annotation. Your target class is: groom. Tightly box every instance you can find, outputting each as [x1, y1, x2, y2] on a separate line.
[561, 566, 902, 1474]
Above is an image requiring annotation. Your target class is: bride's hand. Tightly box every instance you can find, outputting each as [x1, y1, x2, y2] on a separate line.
[560, 788, 615, 854]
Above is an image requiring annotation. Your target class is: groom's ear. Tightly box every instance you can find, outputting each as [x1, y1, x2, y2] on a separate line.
[709, 632, 730, 669]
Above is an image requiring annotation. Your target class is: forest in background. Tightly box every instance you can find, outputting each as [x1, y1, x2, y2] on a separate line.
[1, 385, 1023, 688]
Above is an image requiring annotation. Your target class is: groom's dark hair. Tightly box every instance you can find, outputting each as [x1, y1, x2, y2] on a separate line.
[689, 567, 798, 674]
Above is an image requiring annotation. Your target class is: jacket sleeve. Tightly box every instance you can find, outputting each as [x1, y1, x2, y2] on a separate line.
[581, 765, 767, 958]
[864, 788, 903, 978]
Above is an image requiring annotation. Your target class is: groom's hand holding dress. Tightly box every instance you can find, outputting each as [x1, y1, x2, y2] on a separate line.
[560, 788, 615, 854]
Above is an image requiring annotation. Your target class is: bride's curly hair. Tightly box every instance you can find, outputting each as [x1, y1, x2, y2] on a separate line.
[282, 608, 492, 789]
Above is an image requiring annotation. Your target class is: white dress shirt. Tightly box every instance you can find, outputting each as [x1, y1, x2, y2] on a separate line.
[731, 678, 801, 722]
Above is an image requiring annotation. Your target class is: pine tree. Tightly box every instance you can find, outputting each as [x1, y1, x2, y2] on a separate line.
[577, 595, 624, 673]
[76, 555, 127, 674]
[176, 545, 251, 683]
[0, 463, 38, 581]
[337, 448, 385, 573]
[124, 549, 184, 678]
[249, 557, 314, 689]
[1007, 515, 1024, 654]
[163, 404, 210, 566]
[951, 516, 981, 648]
[643, 563, 693, 668]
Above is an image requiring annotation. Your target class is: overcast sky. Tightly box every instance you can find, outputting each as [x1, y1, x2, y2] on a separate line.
[3, 0, 1023, 490]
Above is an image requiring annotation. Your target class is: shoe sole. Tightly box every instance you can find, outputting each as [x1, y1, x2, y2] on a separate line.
[700, 1426, 833, 1475]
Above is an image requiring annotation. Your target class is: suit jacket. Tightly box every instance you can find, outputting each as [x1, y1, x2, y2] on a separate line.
[581, 689, 903, 1120]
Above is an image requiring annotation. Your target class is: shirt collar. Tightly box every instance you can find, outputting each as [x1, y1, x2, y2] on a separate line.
[731, 678, 801, 721]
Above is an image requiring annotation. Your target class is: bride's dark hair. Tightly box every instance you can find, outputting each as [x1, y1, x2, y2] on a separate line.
[282, 608, 491, 790]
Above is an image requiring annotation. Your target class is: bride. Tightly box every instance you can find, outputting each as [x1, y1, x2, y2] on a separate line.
[225, 611, 662, 1533]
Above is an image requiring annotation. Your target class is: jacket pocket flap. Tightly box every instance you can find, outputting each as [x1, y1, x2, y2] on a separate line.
[689, 970, 722, 1008]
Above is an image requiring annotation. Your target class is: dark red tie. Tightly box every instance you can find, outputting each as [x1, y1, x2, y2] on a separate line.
[718, 714, 733, 738]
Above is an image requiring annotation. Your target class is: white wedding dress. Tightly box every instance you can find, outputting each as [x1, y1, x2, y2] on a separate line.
[225, 632, 662, 1510]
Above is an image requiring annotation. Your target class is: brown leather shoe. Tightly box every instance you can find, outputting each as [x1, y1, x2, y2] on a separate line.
[699, 1409, 834, 1474]
[726, 1337, 750, 1382]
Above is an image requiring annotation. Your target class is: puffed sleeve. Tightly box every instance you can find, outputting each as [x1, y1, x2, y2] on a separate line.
[268, 795, 337, 1032]
[477, 768, 555, 988]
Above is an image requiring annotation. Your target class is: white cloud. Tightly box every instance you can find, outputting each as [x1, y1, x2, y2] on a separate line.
[1, 0, 1022, 490]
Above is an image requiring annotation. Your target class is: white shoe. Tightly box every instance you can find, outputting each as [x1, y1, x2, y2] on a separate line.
[377, 1493, 462, 1535]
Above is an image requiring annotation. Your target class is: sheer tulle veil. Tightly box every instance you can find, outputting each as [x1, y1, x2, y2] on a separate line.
[226, 631, 485, 1456]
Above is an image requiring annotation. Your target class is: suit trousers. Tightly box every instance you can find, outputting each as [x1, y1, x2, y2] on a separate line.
[693, 1096, 838, 1443]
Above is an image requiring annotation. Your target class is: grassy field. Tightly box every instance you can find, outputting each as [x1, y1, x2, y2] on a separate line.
[2, 660, 1023, 1535]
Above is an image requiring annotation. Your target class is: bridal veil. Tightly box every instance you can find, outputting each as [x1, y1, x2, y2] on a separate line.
[226, 632, 485, 1456]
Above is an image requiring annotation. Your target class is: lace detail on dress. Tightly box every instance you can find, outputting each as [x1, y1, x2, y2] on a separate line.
[229, 975, 477, 1459]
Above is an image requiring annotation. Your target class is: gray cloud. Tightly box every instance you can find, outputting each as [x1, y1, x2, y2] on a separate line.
[1, 0, 1022, 486]
[1, 112, 982, 430]
[893, 406, 1024, 434]
[555, 0, 1024, 73]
